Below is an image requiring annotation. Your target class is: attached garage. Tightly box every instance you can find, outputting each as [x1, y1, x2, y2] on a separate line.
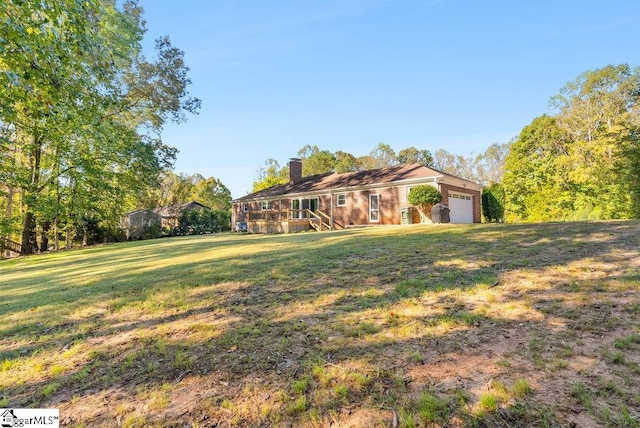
[448, 192, 474, 223]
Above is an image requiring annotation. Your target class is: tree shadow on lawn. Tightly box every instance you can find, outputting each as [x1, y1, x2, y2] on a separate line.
[10, 285, 637, 427]
[2, 221, 635, 353]
[1, 221, 639, 426]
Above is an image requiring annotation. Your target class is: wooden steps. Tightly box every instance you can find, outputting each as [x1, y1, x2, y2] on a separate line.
[1, 237, 22, 257]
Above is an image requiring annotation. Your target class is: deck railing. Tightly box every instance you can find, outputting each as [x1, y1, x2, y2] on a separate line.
[308, 210, 332, 231]
[248, 209, 334, 231]
[0, 237, 22, 256]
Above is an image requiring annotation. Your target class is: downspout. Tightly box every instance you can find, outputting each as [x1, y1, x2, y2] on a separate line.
[329, 191, 334, 230]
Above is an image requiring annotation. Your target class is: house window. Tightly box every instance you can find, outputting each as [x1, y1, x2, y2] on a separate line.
[369, 194, 380, 222]
[261, 201, 272, 210]
[242, 203, 248, 212]
[449, 193, 472, 201]
[337, 193, 346, 206]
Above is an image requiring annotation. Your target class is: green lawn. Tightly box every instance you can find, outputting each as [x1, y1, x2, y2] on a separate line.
[1, 222, 639, 427]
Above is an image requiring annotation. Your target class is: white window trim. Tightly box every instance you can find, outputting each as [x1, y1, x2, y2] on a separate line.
[369, 194, 380, 223]
[291, 197, 319, 219]
[242, 202, 248, 212]
[337, 193, 346, 207]
[291, 199, 301, 219]
[260, 201, 272, 211]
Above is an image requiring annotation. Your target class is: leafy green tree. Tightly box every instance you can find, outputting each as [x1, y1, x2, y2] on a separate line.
[0, 0, 199, 254]
[397, 147, 433, 166]
[369, 143, 397, 168]
[481, 184, 505, 223]
[551, 64, 639, 142]
[502, 65, 640, 222]
[616, 130, 640, 217]
[408, 185, 442, 223]
[334, 151, 357, 173]
[432, 149, 476, 181]
[304, 150, 337, 175]
[474, 143, 509, 186]
[252, 159, 288, 192]
[355, 155, 378, 171]
[176, 207, 230, 235]
[551, 64, 640, 219]
[297, 145, 318, 160]
[154, 172, 197, 207]
[192, 177, 232, 211]
[501, 115, 571, 222]
[146, 173, 231, 232]
[297, 145, 337, 176]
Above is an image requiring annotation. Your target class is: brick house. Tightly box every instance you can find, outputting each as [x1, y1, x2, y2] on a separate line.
[231, 159, 482, 233]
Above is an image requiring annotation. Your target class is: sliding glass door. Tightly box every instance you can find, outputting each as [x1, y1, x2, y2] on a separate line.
[291, 198, 319, 219]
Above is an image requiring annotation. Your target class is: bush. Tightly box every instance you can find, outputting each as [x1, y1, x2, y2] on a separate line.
[408, 185, 442, 223]
[74, 215, 128, 245]
[408, 185, 443, 206]
[176, 209, 231, 235]
[142, 222, 162, 240]
[481, 183, 505, 222]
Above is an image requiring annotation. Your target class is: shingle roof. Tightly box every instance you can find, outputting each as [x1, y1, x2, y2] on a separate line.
[233, 163, 474, 202]
[155, 201, 211, 217]
[124, 201, 211, 217]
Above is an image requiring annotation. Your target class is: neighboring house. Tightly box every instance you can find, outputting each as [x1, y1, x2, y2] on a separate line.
[122, 201, 211, 239]
[121, 208, 161, 239]
[232, 158, 482, 234]
[155, 201, 211, 231]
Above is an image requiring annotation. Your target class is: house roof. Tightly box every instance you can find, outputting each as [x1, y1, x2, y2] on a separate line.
[155, 201, 211, 217]
[124, 201, 211, 217]
[123, 208, 159, 217]
[233, 163, 480, 202]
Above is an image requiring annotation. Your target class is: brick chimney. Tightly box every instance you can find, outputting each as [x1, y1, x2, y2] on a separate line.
[288, 158, 302, 184]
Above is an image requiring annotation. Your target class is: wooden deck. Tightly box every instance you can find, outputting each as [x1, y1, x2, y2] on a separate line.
[1, 237, 22, 257]
[247, 209, 336, 234]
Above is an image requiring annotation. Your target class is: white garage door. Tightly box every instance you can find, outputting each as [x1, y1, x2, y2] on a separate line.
[448, 192, 473, 223]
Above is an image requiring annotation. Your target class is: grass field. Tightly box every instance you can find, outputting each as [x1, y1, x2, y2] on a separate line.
[1, 221, 639, 427]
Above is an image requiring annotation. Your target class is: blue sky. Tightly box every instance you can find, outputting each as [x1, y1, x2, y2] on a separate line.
[138, 0, 640, 198]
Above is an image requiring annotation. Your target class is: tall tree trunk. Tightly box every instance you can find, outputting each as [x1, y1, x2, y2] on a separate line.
[3, 186, 14, 258]
[40, 221, 51, 252]
[21, 136, 42, 255]
[21, 211, 38, 254]
[53, 218, 59, 251]
[65, 221, 73, 250]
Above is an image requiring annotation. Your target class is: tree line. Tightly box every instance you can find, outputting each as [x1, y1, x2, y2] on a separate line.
[252, 143, 507, 192]
[499, 64, 640, 222]
[254, 64, 640, 224]
[2, 0, 634, 258]
[0, 1, 223, 254]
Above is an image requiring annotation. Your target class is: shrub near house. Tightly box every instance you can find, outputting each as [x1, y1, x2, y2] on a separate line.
[408, 185, 443, 223]
[123, 201, 231, 239]
[176, 207, 230, 235]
